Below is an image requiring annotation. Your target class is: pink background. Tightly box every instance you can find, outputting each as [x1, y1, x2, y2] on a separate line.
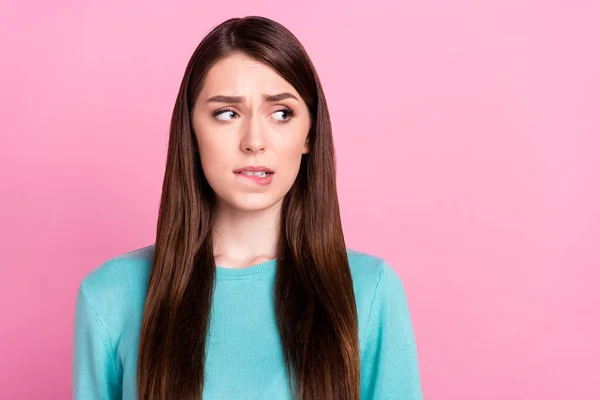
[1, 1, 599, 399]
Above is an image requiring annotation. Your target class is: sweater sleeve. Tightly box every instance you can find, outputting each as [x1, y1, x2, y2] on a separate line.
[360, 261, 423, 400]
[73, 284, 121, 400]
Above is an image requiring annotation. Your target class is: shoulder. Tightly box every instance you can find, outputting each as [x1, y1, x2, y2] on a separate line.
[346, 248, 386, 282]
[347, 249, 422, 397]
[345, 248, 409, 351]
[76, 244, 155, 337]
[346, 247, 403, 296]
[78, 244, 154, 301]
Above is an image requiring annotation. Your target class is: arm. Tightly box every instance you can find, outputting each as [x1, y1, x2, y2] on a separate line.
[73, 284, 121, 400]
[360, 261, 423, 399]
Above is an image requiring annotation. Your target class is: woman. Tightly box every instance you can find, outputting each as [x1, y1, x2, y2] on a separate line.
[73, 16, 422, 400]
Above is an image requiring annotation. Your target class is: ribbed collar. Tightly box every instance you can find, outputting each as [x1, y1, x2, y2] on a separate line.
[215, 258, 278, 280]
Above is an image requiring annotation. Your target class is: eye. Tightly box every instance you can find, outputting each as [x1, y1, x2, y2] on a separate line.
[214, 109, 239, 121]
[272, 108, 294, 122]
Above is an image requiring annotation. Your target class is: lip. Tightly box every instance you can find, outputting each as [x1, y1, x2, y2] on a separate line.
[234, 170, 274, 186]
[233, 166, 274, 173]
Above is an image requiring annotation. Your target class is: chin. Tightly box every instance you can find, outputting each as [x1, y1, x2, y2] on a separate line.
[220, 194, 282, 213]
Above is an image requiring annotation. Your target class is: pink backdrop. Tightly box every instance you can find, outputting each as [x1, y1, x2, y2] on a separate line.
[1, 1, 598, 399]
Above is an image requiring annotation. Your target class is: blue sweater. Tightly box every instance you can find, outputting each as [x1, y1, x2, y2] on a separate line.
[73, 245, 423, 399]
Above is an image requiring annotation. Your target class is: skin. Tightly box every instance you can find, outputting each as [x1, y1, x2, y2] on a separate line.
[191, 52, 311, 269]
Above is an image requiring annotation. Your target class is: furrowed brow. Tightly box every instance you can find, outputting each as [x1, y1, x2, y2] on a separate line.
[206, 93, 299, 104]
[206, 95, 245, 104]
[263, 92, 298, 102]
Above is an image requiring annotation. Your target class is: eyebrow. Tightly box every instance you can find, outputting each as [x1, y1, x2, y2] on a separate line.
[206, 92, 299, 104]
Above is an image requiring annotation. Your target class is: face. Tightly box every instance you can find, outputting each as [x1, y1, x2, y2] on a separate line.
[191, 52, 311, 212]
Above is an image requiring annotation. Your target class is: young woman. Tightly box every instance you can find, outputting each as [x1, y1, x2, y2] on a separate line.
[73, 16, 423, 400]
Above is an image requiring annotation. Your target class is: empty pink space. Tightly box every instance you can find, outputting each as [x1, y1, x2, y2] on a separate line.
[1, 1, 598, 399]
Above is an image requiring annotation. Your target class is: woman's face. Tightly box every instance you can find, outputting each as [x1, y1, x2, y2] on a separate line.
[191, 52, 311, 212]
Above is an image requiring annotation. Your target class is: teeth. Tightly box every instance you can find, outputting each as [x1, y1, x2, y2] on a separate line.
[241, 171, 269, 177]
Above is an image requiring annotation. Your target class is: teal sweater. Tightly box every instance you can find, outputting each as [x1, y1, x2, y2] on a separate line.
[73, 245, 423, 399]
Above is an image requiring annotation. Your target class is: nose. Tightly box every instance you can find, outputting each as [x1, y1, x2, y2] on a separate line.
[240, 114, 266, 153]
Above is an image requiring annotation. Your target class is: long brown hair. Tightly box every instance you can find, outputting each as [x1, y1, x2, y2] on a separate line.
[137, 16, 359, 400]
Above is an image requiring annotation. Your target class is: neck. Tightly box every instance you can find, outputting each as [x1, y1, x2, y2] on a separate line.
[211, 198, 282, 269]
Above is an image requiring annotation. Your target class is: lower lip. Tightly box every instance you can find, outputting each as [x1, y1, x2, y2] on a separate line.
[235, 172, 274, 186]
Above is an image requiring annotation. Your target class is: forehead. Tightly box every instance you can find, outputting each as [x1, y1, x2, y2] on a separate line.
[200, 53, 299, 98]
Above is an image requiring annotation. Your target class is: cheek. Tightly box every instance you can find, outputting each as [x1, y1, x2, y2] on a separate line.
[275, 127, 309, 168]
[276, 144, 305, 181]
[196, 135, 229, 175]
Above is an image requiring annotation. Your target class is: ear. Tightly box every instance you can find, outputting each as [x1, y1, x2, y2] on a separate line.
[302, 137, 310, 154]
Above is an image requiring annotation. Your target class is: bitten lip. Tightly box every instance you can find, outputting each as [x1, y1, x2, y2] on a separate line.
[233, 166, 274, 173]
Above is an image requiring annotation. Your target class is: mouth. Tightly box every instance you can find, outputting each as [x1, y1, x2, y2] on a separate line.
[234, 171, 274, 178]
[233, 170, 275, 186]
